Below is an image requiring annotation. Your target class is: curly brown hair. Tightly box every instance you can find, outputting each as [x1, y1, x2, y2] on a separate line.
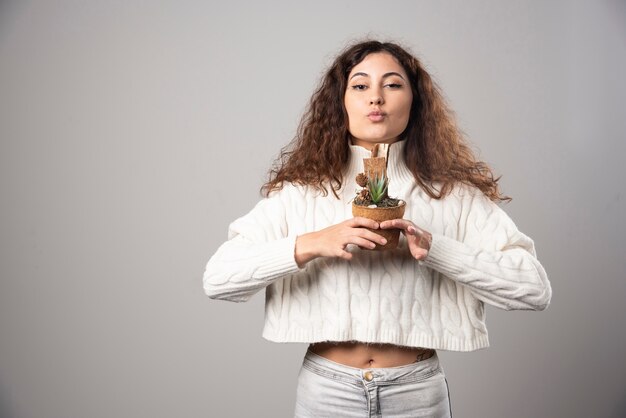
[261, 39, 511, 203]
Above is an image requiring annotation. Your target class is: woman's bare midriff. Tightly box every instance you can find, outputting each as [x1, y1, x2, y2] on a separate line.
[308, 340, 435, 369]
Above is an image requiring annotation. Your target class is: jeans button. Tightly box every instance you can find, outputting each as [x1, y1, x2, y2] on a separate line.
[364, 371, 373, 381]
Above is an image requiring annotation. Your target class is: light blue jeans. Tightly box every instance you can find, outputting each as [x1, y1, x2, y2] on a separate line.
[294, 348, 452, 417]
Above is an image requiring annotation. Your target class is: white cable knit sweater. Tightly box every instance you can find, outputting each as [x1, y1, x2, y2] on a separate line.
[203, 140, 552, 352]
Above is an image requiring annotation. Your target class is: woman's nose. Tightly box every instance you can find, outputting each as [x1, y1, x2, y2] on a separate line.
[370, 95, 383, 105]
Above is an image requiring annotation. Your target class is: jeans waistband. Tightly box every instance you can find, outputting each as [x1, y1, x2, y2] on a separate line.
[303, 348, 442, 385]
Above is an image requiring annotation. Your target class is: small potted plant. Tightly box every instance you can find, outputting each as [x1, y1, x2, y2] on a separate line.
[351, 144, 406, 250]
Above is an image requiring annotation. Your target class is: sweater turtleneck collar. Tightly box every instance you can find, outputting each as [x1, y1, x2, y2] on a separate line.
[345, 139, 415, 186]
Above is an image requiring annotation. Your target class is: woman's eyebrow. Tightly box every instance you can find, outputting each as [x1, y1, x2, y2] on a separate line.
[349, 71, 405, 80]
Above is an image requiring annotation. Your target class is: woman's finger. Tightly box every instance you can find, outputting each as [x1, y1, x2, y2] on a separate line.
[348, 217, 380, 229]
[349, 236, 378, 250]
[338, 250, 353, 260]
[379, 218, 413, 230]
[354, 229, 387, 245]
[410, 246, 428, 260]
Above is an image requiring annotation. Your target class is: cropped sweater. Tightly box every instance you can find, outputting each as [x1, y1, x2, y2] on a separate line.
[202, 140, 552, 352]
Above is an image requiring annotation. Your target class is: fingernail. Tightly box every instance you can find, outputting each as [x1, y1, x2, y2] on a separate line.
[381, 239, 387, 244]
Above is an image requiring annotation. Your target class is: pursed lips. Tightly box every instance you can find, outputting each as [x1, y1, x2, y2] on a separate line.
[367, 111, 386, 121]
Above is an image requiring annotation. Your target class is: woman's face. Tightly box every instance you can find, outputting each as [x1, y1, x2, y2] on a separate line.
[344, 52, 413, 150]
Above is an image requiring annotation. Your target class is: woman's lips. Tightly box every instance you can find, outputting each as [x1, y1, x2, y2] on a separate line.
[367, 113, 386, 122]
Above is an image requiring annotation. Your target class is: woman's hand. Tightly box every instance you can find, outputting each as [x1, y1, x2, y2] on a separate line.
[380, 219, 432, 261]
[295, 217, 388, 267]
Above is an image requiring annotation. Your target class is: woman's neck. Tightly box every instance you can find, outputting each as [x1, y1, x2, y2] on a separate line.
[344, 139, 414, 187]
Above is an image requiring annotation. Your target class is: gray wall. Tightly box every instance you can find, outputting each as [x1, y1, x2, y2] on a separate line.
[1, 1, 624, 417]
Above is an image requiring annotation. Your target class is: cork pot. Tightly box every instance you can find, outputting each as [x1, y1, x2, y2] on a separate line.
[351, 200, 406, 250]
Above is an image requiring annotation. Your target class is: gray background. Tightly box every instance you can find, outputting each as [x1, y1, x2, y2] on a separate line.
[1, 0, 625, 417]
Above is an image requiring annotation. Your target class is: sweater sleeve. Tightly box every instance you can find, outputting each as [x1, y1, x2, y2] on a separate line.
[202, 189, 303, 303]
[421, 188, 552, 311]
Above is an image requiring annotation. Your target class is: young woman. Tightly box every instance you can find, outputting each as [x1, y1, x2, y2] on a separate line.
[203, 40, 552, 417]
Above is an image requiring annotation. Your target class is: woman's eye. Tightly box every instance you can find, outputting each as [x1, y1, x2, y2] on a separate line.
[385, 83, 402, 89]
[351, 84, 367, 90]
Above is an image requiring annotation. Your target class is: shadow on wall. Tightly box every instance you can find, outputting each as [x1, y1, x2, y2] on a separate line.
[611, 396, 626, 418]
[0, 0, 20, 41]
[0, 382, 16, 418]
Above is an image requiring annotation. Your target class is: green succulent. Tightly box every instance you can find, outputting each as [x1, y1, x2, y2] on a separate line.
[367, 172, 388, 204]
